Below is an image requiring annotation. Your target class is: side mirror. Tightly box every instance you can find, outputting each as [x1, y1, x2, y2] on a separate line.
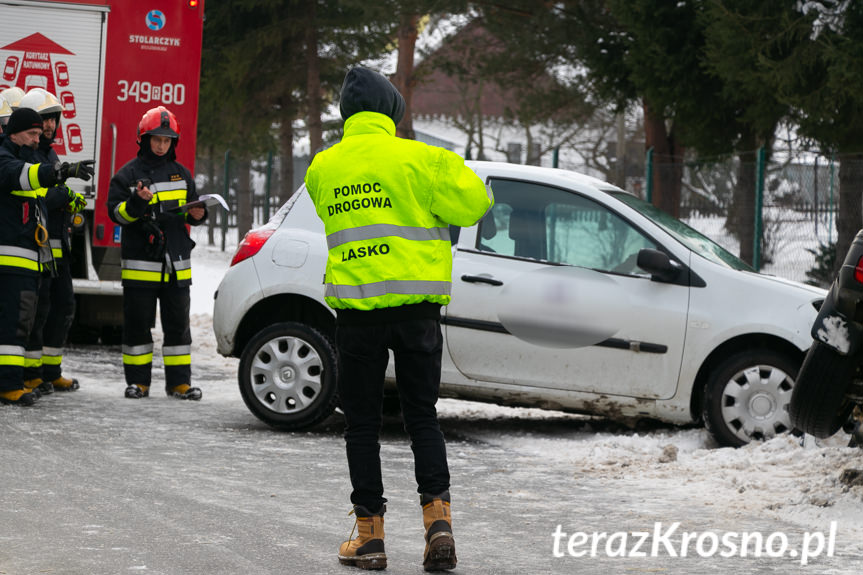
[637, 248, 682, 282]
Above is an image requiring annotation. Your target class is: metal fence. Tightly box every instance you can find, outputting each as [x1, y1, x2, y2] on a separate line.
[643, 151, 842, 286]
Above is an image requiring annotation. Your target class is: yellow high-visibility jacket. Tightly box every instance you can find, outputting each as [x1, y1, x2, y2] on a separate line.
[305, 111, 493, 311]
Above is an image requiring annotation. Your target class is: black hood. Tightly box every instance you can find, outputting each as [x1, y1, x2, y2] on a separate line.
[137, 134, 177, 164]
[339, 67, 405, 125]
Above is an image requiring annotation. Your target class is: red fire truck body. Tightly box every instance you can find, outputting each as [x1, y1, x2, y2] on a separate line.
[0, 0, 205, 341]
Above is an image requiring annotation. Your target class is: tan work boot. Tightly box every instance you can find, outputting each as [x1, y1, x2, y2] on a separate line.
[23, 378, 44, 398]
[23, 378, 42, 391]
[124, 384, 150, 399]
[421, 491, 456, 571]
[166, 384, 202, 400]
[338, 504, 387, 570]
[0, 388, 39, 406]
[50, 376, 79, 392]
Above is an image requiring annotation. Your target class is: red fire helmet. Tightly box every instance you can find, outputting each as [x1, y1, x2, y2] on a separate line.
[136, 105, 180, 143]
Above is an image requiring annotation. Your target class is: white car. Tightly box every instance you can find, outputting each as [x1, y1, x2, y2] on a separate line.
[213, 161, 825, 446]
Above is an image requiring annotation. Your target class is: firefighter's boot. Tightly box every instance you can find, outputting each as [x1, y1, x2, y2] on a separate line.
[421, 491, 456, 572]
[23, 378, 44, 398]
[124, 384, 149, 399]
[166, 384, 202, 400]
[338, 504, 387, 570]
[50, 376, 79, 392]
[0, 388, 39, 406]
[37, 379, 55, 395]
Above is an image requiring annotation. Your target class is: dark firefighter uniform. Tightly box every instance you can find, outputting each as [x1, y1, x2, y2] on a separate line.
[0, 108, 60, 405]
[22, 130, 84, 393]
[106, 110, 206, 398]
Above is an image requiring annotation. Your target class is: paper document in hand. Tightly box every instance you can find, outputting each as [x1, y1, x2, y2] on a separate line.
[172, 194, 230, 213]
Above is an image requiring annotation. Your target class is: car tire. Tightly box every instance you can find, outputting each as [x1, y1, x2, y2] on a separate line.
[702, 350, 799, 447]
[238, 322, 338, 430]
[788, 341, 858, 439]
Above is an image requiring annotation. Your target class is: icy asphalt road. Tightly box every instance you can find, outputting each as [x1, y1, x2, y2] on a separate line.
[2, 320, 862, 575]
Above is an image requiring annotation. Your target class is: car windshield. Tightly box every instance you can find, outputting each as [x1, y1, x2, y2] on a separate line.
[608, 190, 753, 272]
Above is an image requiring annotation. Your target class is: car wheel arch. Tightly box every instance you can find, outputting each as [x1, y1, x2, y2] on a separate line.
[691, 334, 805, 446]
[688, 333, 805, 425]
[234, 293, 335, 357]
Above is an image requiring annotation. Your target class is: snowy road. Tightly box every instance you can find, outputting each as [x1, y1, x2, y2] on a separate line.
[2, 244, 863, 574]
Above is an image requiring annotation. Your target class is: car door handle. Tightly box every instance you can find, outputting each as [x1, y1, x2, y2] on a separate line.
[461, 274, 503, 286]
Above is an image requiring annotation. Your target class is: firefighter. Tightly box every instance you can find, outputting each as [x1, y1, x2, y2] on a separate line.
[18, 89, 88, 395]
[0, 107, 93, 406]
[304, 67, 493, 571]
[107, 105, 207, 401]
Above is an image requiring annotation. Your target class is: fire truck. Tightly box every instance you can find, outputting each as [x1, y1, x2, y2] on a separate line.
[0, 0, 205, 342]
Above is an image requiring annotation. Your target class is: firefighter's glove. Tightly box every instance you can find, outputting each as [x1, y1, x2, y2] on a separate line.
[55, 160, 95, 182]
[66, 187, 87, 213]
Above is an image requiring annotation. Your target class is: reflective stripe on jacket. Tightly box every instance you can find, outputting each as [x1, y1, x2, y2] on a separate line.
[305, 111, 493, 311]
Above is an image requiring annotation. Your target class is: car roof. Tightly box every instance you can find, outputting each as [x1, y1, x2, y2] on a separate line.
[465, 160, 627, 196]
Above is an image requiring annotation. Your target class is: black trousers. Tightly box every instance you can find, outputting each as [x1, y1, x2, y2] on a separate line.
[42, 260, 76, 381]
[0, 273, 38, 392]
[23, 272, 51, 381]
[122, 284, 191, 388]
[336, 318, 450, 511]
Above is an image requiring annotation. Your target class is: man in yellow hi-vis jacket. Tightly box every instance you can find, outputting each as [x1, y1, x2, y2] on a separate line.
[305, 67, 493, 572]
[107, 106, 206, 401]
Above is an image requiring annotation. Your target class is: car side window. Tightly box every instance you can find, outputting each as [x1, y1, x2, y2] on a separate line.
[476, 178, 659, 275]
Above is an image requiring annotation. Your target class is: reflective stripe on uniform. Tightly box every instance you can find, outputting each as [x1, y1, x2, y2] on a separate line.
[50, 239, 63, 259]
[325, 280, 451, 300]
[0, 245, 40, 271]
[150, 190, 187, 203]
[163, 345, 191, 366]
[122, 259, 167, 283]
[42, 346, 63, 366]
[0, 345, 25, 367]
[114, 201, 138, 224]
[123, 259, 164, 272]
[122, 269, 170, 283]
[17, 163, 41, 191]
[326, 224, 450, 250]
[147, 181, 188, 209]
[149, 181, 188, 193]
[122, 258, 191, 283]
[23, 349, 42, 369]
[123, 343, 154, 366]
[174, 258, 192, 281]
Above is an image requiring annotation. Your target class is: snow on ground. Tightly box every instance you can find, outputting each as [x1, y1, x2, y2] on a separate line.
[185, 223, 863, 560]
[434, 399, 863, 553]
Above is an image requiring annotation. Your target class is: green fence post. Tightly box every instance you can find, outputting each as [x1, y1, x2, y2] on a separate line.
[222, 150, 230, 252]
[264, 149, 273, 222]
[829, 153, 835, 240]
[753, 146, 766, 271]
[645, 147, 654, 203]
[552, 146, 559, 168]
